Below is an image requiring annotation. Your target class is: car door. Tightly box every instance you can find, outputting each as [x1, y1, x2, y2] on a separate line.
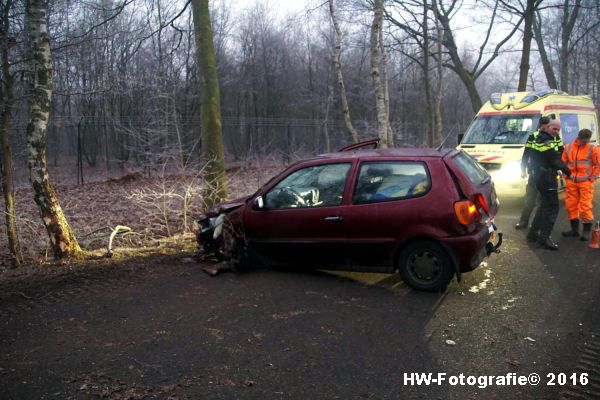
[243, 161, 353, 268]
[343, 159, 434, 271]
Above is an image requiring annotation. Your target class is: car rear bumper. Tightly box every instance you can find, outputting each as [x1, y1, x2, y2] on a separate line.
[441, 221, 502, 272]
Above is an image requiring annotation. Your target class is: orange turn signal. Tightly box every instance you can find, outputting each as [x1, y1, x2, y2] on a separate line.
[454, 200, 481, 225]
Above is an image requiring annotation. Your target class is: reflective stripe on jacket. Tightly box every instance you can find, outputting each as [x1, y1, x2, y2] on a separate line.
[530, 131, 571, 179]
[525, 129, 562, 151]
[562, 140, 600, 182]
[552, 136, 564, 152]
[525, 131, 540, 149]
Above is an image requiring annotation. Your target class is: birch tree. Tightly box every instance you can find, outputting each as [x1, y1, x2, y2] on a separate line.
[192, 0, 227, 208]
[370, 0, 391, 148]
[379, 25, 394, 147]
[328, 0, 359, 143]
[26, 0, 81, 258]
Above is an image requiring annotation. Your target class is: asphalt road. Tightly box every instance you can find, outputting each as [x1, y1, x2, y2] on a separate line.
[1, 192, 600, 400]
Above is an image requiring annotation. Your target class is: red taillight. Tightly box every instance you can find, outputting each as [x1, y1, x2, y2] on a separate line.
[475, 193, 489, 215]
[454, 200, 482, 225]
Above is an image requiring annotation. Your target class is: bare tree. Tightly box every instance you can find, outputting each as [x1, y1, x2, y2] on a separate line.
[432, 0, 444, 144]
[386, 0, 442, 145]
[433, 0, 524, 113]
[558, 0, 581, 92]
[25, 0, 81, 258]
[192, 0, 227, 208]
[328, 0, 359, 143]
[370, 0, 390, 148]
[498, 0, 545, 91]
[520, 0, 543, 91]
[0, 0, 23, 267]
[422, 0, 434, 146]
[379, 26, 394, 146]
[533, 10, 558, 88]
[533, 0, 600, 92]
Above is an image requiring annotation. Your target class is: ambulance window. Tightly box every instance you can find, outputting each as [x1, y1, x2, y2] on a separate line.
[560, 114, 579, 144]
[462, 114, 541, 144]
[579, 114, 597, 142]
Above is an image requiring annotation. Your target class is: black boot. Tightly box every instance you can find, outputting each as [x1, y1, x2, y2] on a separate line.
[526, 230, 539, 242]
[562, 219, 580, 237]
[536, 236, 559, 250]
[580, 223, 593, 242]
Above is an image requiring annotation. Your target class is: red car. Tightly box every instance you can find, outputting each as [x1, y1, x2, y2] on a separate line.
[197, 143, 502, 292]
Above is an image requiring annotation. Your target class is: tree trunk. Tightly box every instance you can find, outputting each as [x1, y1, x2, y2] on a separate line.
[328, 0, 359, 143]
[323, 66, 333, 153]
[379, 28, 394, 147]
[434, 6, 483, 113]
[25, 0, 81, 259]
[423, 0, 434, 146]
[518, 0, 537, 91]
[432, 1, 523, 114]
[559, 0, 581, 93]
[533, 12, 558, 89]
[0, 112, 22, 267]
[191, 0, 227, 209]
[433, 9, 444, 144]
[370, 0, 389, 148]
[0, 0, 23, 267]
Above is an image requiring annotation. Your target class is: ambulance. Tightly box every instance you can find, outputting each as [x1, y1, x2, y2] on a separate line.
[457, 89, 599, 197]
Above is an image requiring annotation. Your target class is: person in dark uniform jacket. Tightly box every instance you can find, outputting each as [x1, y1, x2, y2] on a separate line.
[527, 119, 571, 250]
[515, 116, 550, 229]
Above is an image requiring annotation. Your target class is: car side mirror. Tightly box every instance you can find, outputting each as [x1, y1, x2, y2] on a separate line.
[457, 133, 464, 144]
[253, 196, 264, 210]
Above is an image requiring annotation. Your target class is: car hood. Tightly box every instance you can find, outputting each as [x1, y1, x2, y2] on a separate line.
[216, 195, 252, 214]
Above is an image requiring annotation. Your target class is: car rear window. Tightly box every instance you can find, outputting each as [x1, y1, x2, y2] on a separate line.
[451, 151, 490, 186]
[353, 161, 430, 204]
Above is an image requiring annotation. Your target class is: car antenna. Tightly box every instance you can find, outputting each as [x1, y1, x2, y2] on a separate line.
[436, 125, 458, 151]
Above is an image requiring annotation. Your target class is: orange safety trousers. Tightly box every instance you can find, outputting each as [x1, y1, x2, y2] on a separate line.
[565, 179, 595, 222]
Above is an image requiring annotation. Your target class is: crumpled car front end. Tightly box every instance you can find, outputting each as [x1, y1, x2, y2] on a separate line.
[196, 212, 226, 254]
[196, 196, 250, 258]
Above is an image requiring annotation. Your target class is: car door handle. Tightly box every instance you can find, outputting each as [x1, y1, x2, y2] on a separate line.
[324, 216, 344, 223]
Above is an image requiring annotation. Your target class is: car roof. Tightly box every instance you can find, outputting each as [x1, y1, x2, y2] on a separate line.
[311, 147, 458, 161]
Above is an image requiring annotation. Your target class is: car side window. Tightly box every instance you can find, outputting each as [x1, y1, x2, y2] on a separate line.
[353, 161, 430, 204]
[264, 163, 351, 209]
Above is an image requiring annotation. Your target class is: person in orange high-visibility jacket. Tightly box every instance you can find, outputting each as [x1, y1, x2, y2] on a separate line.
[561, 129, 600, 241]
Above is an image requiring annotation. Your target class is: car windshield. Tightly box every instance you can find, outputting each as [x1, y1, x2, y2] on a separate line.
[462, 114, 541, 144]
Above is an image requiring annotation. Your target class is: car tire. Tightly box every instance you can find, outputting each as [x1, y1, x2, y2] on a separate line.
[229, 237, 251, 271]
[397, 240, 454, 292]
[220, 218, 251, 271]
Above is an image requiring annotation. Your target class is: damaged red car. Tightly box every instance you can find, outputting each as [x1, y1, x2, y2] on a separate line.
[197, 144, 502, 292]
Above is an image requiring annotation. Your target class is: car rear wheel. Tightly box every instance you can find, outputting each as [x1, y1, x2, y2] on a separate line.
[397, 241, 454, 292]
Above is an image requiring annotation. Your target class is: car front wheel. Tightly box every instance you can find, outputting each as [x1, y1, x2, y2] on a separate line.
[220, 217, 251, 271]
[397, 241, 454, 292]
